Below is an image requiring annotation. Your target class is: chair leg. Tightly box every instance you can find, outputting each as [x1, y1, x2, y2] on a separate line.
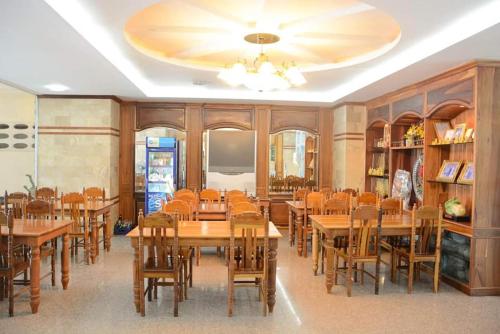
[375, 257, 381, 295]
[346, 260, 353, 297]
[262, 278, 268, 316]
[332, 252, 337, 285]
[408, 261, 414, 294]
[196, 247, 201, 266]
[9, 276, 14, 317]
[228, 271, 234, 317]
[0, 277, 4, 301]
[433, 260, 440, 293]
[303, 230, 308, 258]
[51, 240, 56, 286]
[189, 250, 193, 287]
[360, 263, 364, 285]
[173, 274, 179, 317]
[183, 259, 188, 300]
[147, 278, 153, 301]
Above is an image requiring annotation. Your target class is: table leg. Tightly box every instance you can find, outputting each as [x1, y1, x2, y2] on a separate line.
[61, 233, 70, 289]
[84, 216, 90, 265]
[325, 233, 334, 293]
[90, 214, 98, 264]
[288, 208, 294, 246]
[267, 240, 278, 313]
[296, 212, 303, 256]
[133, 244, 140, 313]
[104, 212, 111, 252]
[312, 226, 319, 275]
[30, 246, 41, 314]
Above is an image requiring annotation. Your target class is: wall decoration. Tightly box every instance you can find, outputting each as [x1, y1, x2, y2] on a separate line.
[457, 162, 474, 184]
[453, 123, 467, 142]
[436, 160, 462, 183]
[392, 169, 412, 209]
[433, 121, 451, 141]
[412, 154, 424, 202]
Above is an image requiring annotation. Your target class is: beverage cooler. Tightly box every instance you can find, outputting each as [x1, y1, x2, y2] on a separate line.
[145, 137, 177, 214]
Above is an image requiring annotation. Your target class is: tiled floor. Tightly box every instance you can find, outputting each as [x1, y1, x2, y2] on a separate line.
[1, 232, 499, 333]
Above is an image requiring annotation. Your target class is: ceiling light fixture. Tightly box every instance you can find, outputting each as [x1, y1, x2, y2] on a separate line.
[44, 83, 70, 92]
[218, 33, 306, 92]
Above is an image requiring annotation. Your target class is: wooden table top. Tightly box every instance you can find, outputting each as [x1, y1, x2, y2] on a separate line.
[53, 200, 117, 212]
[285, 200, 306, 209]
[197, 202, 226, 213]
[126, 220, 282, 239]
[1, 218, 72, 237]
[309, 214, 413, 229]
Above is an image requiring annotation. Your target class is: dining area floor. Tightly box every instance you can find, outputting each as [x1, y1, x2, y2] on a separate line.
[1, 232, 499, 334]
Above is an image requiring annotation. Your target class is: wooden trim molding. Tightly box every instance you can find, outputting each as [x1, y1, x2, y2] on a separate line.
[37, 94, 122, 104]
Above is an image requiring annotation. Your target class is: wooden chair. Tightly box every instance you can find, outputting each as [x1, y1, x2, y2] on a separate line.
[5, 192, 28, 219]
[320, 188, 332, 200]
[391, 205, 443, 293]
[343, 188, 358, 197]
[199, 188, 220, 204]
[174, 192, 197, 212]
[0, 210, 30, 317]
[138, 210, 182, 317]
[227, 211, 269, 317]
[379, 197, 403, 270]
[292, 188, 307, 202]
[25, 200, 57, 286]
[35, 187, 58, 201]
[229, 202, 258, 217]
[302, 192, 323, 257]
[163, 200, 195, 294]
[174, 188, 194, 197]
[82, 187, 107, 252]
[60, 193, 89, 263]
[333, 205, 382, 297]
[358, 192, 377, 206]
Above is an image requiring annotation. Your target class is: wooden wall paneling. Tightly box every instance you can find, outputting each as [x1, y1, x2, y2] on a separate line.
[136, 103, 186, 130]
[270, 107, 319, 134]
[202, 107, 254, 130]
[255, 105, 271, 198]
[319, 108, 333, 189]
[119, 102, 136, 221]
[186, 104, 203, 190]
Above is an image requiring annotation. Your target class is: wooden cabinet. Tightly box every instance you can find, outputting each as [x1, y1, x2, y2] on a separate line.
[365, 61, 500, 295]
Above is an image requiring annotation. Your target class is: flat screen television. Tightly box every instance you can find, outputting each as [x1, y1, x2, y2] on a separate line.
[207, 130, 256, 174]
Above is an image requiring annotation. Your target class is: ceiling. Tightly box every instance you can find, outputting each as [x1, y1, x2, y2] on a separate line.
[0, 0, 500, 105]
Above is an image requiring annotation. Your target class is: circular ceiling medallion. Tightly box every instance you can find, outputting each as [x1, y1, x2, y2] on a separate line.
[124, 0, 401, 72]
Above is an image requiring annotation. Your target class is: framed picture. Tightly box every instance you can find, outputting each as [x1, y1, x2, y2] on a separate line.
[457, 162, 474, 184]
[444, 129, 455, 142]
[453, 123, 467, 142]
[464, 128, 474, 141]
[433, 121, 451, 141]
[436, 160, 462, 183]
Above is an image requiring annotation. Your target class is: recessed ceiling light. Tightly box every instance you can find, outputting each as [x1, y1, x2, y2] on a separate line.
[44, 83, 70, 92]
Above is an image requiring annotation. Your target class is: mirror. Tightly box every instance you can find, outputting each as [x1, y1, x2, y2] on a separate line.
[135, 127, 186, 192]
[269, 130, 318, 193]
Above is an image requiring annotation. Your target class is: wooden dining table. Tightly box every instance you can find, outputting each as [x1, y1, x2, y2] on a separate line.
[127, 220, 282, 313]
[1, 218, 71, 313]
[54, 200, 117, 264]
[285, 200, 309, 256]
[309, 214, 446, 293]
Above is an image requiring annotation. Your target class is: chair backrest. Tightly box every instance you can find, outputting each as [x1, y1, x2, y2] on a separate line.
[225, 189, 246, 203]
[199, 188, 220, 204]
[138, 210, 178, 271]
[343, 188, 358, 197]
[228, 195, 250, 206]
[349, 205, 382, 257]
[83, 187, 105, 205]
[305, 192, 323, 215]
[0, 210, 14, 270]
[174, 189, 194, 197]
[174, 192, 197, 211]
[6, 192, 28, 218]
[320, 188, 332, 200]
[230, 211, 269, 272]
[358, 192, 377, 206]
[324, 192, 350, 215]
[36, 187, 58, 201]
[230, 202, 258, 217]
[163, 199, 192, 221]
[61, 192, 86, 230]
[292, 188, 307, 202]
[411, 205, 442, 256]
[26, 199, 53, 220]
[380, 197, 402, 217]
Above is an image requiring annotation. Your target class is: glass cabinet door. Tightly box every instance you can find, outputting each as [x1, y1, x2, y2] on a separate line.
[147, 151, 174, 194]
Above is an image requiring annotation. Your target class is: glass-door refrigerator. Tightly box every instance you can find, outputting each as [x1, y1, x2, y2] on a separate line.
[145, 137, 177, 214]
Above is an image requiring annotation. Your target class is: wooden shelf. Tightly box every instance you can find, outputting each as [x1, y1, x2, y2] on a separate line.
[429, 141, 474, 147]
[390, 145, 424, 150]
[368, 147, 387, 153]
[367, 174, 389, 179]
[427, 179, 472, 186]
[443, 219, 472, 237]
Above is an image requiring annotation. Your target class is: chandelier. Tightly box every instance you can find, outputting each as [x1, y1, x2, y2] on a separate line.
[217, 33, 306, 92]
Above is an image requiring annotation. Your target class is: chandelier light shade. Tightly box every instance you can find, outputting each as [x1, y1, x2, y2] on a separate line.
[218, 33, 306, 91]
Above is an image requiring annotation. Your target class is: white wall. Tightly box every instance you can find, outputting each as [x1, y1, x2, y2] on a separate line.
[0, 83, 36, 193]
